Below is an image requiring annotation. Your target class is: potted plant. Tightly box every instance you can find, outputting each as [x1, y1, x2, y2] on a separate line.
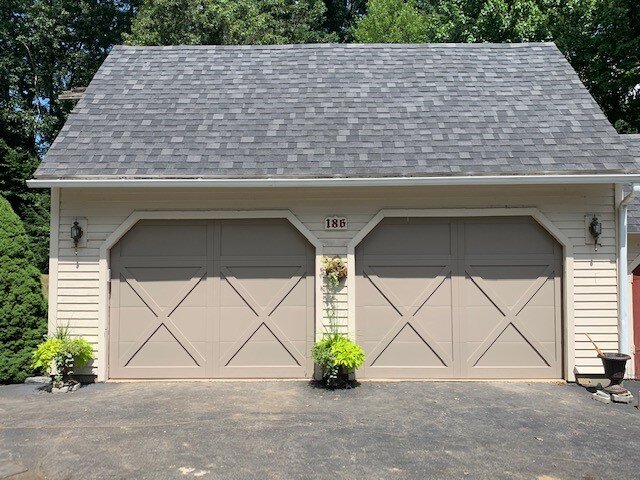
[32, 326, 94, 393]
[312, 332, 365, 388]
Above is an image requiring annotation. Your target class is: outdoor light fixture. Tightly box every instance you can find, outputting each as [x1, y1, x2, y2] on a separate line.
[71, 220, 84, 255]
[589, 215, 602, 251]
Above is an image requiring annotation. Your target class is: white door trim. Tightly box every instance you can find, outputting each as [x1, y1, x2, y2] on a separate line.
[97, 210, 323, 381]
[346, 208, 575, 381]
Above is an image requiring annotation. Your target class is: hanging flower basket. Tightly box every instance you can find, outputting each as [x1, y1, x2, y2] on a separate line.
[321, 256, 347, 287]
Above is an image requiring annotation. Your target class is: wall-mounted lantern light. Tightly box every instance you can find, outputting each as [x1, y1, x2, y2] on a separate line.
[588, 215, 602, 251]
[71, 220, 84, 255]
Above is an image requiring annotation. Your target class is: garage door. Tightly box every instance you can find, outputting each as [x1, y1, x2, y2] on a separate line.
[356, 217, 562, 379]
[108, 219, 315, 379]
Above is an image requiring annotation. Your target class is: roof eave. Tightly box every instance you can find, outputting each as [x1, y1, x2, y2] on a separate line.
[27, 173, 640, 188]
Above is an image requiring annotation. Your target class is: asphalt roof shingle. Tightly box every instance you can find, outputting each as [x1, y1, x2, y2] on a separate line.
[35, 43, 637, 179]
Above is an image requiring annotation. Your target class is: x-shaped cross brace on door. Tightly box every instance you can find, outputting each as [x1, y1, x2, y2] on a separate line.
[119, 266, 208, 367]
[220, 265, 307, 367]
[363, 264, 454, 367]
[465, 264, 556, 368]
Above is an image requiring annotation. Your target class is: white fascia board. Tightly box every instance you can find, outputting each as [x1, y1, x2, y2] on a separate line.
[27, 174, 640, 188]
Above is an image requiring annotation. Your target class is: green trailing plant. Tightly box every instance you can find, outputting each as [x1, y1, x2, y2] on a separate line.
[321, 256, 347, 288]
[32, 325, 93, 387]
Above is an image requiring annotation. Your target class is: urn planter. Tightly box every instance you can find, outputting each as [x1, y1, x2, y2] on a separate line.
[599, 353, 631, 395]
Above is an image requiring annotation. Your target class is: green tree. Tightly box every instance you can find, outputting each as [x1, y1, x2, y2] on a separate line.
[0, 140, 49, 270]
[353, 0, 428, 43]
[125, 0, 336, 45]
[551, 0, 639, 134]
[0, 195, 47, 384]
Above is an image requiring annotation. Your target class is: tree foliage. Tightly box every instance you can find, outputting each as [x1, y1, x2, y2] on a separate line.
[353, 0, 428, 43]
[125, 0, 337, 45]
[0, 196, 47, 384]
[0, 140, 49, 270]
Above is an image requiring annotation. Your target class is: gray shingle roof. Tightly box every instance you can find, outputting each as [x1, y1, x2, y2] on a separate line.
[35, 43, 637, 180]
[622, 135, 640, 233]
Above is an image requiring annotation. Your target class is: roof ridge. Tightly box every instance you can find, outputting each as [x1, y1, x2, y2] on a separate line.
[114, 42, 558, 50]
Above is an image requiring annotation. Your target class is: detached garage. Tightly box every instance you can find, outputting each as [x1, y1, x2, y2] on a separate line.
[30, 43, 640, 381]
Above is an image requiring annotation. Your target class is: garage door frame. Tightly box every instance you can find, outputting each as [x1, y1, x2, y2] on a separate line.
[97, 210, 323, 381]
[347, 208, 574, 381]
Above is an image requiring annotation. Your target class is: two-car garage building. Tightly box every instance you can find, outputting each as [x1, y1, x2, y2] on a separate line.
[30, 44, 640, 381]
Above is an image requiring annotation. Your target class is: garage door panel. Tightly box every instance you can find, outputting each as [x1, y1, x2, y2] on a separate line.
[116, 306, 157, 342]
[357, 307, 402, 341]
[466, 265, 555, 311]
[413, 307, 454, 342]
[220, 221, 309, 256]
[473, 326, 550, 368]
[522, 281, 557, 308]
[269, 307, 309, 340]
[119, 224, 207, 257]
[517, 308, 558, 342]
[222, 265, 305, 312]
[168, 306, 207, 340]
[225, 324, 300, 367]
[219, 307, 258, 342]
[357, 216, 562, 379]
[118, 269, 206, 308]
[122, 266, 207, 311]
[366, 265, 451, 310]
[360, 219, 452, 256]
[126, 325, 202, 368]
[372, 325, 450, 368]
[463, 219, 555, 255]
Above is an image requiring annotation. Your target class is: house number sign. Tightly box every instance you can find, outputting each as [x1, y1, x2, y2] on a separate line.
[324, 216, 347, 230]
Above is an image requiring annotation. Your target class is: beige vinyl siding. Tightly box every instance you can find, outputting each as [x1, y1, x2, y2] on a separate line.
[54, 184, 618, 376]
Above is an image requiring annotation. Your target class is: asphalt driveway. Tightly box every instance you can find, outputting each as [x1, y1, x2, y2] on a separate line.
[1, 380, 639, 480]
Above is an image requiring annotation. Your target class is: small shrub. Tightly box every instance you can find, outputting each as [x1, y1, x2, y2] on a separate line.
[32, 326, 93, 387]
[312, 333, 365, 384]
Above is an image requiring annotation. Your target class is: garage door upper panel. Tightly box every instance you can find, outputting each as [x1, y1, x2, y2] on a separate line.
[118, 220, 208, 257]
[220, 219, 310, 257]
[358, 218, 454, 257]
[463, 217, 556, 256]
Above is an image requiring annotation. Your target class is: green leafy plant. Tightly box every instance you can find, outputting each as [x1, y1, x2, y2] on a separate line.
[32, 325, 93, 387]
[312, 333, 365, 384]
[321, 256, 347, 288]
[331, 335, 366, 371]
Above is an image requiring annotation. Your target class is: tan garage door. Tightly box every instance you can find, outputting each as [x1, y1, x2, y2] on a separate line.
[108, 219, 314, 379]
[356, 217, 562, 379]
